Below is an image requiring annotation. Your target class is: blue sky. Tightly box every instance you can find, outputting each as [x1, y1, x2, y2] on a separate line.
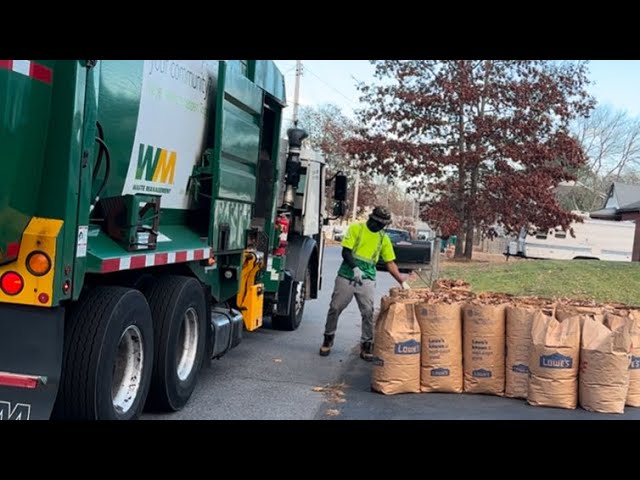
[274, 60, 640, 119]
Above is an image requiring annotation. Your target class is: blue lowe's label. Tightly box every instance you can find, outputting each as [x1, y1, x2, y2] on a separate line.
[394, 339, 421, 355]
[512, 364, 529, 374]
[472, 369, 492, 378]
[431, 368, 450, 377]
[630, 356, 640, 370]
[539, 353, 573, 369]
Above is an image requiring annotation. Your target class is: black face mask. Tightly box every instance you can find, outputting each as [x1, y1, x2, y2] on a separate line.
[367, 219, 385, 233]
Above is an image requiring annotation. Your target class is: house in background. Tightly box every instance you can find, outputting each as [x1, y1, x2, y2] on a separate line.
[591, 182, 640, 260]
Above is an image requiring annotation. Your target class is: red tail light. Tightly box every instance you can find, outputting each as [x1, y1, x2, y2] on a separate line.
[1, 271, 24, 295]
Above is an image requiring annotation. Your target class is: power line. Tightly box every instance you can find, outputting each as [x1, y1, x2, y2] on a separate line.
[303, 64, 356, 105]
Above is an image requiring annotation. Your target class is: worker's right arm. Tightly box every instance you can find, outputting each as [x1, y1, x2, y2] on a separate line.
[340, 225, 362, 282]
[340, 224, 359, 270]
[342, 247, 357, 269]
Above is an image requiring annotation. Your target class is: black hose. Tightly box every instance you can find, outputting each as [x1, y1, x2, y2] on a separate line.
[93, 122, 105, 183]
[92, 136, 111, 209]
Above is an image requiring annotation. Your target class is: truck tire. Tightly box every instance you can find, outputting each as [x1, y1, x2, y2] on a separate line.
[272, 266, 310, 331]
[53, 287, 154, 420]
[144, 275, 207, 412]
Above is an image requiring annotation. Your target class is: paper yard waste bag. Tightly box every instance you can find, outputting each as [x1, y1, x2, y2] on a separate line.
[505, 306, 538, 399]
[389, 287, 431, 300]
[555, 304, 603, 324]
[628, 312, 640, 407]
[528, 312, 581, 409]
[415, 302, 463, 393]
[463, 304, 507, 395]
[371, 298, 421, 395]
[579, 316, 632, 414]
[609, 312, 640, 407]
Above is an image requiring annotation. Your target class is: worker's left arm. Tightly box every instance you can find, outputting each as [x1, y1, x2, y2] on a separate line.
[380, 235, 410, 287]
[386, 261, 410, 287]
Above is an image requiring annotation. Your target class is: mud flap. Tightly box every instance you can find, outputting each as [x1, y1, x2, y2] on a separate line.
[0, 304, 64, 420]
[276, 272, 294, 317]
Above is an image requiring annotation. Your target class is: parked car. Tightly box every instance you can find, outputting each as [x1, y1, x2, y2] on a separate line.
[377, 228, 432, 273]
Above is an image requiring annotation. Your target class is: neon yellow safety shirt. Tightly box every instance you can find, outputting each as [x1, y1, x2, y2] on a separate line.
[338, 222, 396, 281]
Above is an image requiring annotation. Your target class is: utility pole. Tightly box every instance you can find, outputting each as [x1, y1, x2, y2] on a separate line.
[352, 170, 360, 222]
[293, 60, 303, 126]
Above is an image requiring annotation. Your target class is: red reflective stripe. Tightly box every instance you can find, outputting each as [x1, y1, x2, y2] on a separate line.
[29, 62, 52, 84]
[130, 256, 146, 269]
[155, 253, 168, 265]
[0, 60, 52, 85]
[101, 258, 120, 273]
[0, 372, 39, 389]
[99, 248, 212, 272]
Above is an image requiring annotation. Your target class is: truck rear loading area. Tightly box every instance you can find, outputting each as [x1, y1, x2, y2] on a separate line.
[0, 60, 346, 420]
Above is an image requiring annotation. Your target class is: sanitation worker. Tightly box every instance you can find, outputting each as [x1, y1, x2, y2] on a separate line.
[319, 206, 411, 361]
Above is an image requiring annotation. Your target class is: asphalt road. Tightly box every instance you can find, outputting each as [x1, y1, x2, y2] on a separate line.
[144, 244, 396, 420]
[145, 245, 640, 420]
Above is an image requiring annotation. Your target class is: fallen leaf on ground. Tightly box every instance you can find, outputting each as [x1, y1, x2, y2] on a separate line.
[325, 409, 340, 417]
[273, 358, 282, 363]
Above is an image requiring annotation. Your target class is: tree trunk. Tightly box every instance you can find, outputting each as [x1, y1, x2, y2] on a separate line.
[464, 164, 480, 259]
[455, 100, 467, 259]
[454, 227, 464, 257]
[454, 166, 466, 259]
[464, 221, 475, 259]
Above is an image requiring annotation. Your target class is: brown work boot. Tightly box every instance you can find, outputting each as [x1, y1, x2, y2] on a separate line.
[319, 334, 334, 357]
[360, 341, 373, 362]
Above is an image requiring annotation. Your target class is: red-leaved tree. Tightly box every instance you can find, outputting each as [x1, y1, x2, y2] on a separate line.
[295, 103, 377, 218]
[346, 60, 595, 258]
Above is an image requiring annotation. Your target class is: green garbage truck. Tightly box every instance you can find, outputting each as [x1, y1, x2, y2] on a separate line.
[0, 59, 346, 420]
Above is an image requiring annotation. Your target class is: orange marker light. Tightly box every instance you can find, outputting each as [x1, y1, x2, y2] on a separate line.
[26, 251, 52, 276]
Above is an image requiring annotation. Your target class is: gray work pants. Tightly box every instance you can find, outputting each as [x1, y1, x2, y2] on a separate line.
[323, 275, 375, 344]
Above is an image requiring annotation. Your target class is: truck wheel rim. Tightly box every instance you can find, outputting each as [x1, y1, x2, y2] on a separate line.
[176, 307, 199, 382]
[112, 325, 144, 414]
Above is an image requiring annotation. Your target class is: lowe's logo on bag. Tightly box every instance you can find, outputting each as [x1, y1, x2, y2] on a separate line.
[512, 364, 529, 374]
[394, 339, 420, 355]
[431, 368, 450, 377]
[472, 369, 492, 378]
[540, 353, 573, 369]
[631, 356, 640, 370]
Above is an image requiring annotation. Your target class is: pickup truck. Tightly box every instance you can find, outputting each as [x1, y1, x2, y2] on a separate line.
[377, 228, 432, 273]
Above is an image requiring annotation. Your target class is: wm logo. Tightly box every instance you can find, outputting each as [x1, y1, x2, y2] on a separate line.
[136, 144, 176, 184]
[0, 401, 31, 420]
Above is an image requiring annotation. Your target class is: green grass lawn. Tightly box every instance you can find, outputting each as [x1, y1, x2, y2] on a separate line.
[433, 259, 640, 305]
